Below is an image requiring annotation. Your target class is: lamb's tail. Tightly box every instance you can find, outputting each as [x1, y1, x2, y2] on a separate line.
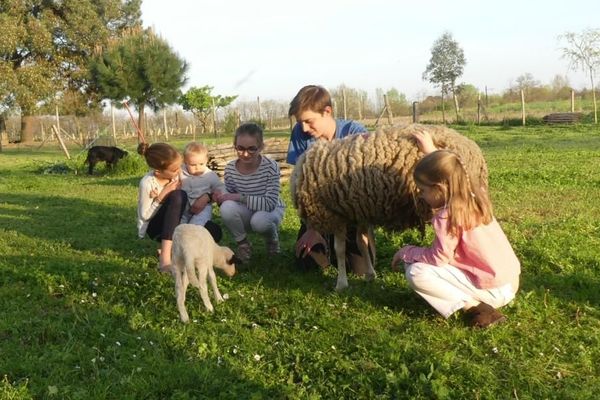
[184, 254, 201, 288]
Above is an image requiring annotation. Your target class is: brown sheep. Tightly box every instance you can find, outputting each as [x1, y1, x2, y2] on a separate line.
[290, 124, 488, 291]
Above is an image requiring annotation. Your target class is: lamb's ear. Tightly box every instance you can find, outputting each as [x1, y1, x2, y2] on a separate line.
[228, 254, 243, 265]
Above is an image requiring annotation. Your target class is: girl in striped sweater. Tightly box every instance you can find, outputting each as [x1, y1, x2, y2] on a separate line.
[213, 123, 285, 261]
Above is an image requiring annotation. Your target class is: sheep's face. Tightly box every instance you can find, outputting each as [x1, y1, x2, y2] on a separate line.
[215, 246, 237, 277]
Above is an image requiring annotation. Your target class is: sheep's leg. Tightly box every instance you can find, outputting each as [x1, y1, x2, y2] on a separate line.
[357, 226, 377, 281]
[208, 266, 224, 303]
[334, 229, 349, 291]
[175, 267, 190, 323]
[196, 262, 214, 312]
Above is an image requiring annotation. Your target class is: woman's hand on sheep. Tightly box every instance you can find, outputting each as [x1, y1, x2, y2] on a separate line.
[295, 228, 328, 258]
[412, 130, 437, 155]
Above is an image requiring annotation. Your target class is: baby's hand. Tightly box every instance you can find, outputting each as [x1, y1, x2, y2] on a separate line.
[412, 129, 437, 155]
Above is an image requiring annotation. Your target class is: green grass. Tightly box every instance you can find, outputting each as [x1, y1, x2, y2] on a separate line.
[1, 124, 600, 399]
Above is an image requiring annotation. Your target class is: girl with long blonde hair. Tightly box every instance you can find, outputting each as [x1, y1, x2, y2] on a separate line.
[391, 132, 521, 328]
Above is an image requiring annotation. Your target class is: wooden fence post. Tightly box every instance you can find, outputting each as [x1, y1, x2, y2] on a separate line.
[412, 101, 419, 123]
[521, 89, 526, 126]
[384, 94, 393, 125]
[111, 102, 117, 142]
[163, 109, 169, 140]
[571, 90, 575, 112]
[342, 89, 347, 120]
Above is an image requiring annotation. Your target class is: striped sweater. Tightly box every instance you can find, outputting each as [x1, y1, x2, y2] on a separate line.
[224, 156, 285, 212]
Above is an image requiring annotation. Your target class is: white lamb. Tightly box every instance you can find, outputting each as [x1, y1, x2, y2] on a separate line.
[171, 224, 239, 323]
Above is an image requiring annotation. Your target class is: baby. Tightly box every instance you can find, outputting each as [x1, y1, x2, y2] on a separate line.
[180, 142, 225, 240]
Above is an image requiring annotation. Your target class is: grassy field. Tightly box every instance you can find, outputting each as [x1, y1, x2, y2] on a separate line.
[1, 123, 599, 399]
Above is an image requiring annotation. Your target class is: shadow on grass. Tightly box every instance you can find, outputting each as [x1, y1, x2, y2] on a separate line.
[0, 192, 146, 258]
[0, 255, 285, 399]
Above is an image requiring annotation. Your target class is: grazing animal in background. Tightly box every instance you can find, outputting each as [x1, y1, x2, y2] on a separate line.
[171, 224, 240, 323]
[85, 146, 128, 175]
[290, 123, 489, 291]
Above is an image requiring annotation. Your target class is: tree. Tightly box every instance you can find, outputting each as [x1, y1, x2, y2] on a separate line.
[423, 32, 466, 123]
[385, 88, 409, 117]
[559, 29, 600, 123]
[179, 86, 237, 135]
[0, 0, 141, 143]
[90, 28, 188, 138]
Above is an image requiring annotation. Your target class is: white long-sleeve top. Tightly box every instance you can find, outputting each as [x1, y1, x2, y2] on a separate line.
[137, 171, 164, 238]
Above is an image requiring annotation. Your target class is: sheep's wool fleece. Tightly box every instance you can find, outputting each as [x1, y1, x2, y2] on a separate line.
[291, 124, 489, 234]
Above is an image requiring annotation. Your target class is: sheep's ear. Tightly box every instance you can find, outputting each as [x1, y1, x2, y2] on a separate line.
[228, 254, 243, 265]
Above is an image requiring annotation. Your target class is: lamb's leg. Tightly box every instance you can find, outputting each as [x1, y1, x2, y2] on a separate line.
[175, 266, 190, 323]
[196, 262, 214, 312]
[334, 229, 349, 291]
[208, 267, 224, 303]
[357, 226, 377, 281]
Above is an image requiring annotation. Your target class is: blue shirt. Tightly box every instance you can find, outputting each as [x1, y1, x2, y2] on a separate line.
[286, 118, 367, 164]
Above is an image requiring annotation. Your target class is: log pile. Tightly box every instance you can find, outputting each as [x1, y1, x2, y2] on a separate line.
[542, 112, 584, 124]
[207, 138, 292, 182]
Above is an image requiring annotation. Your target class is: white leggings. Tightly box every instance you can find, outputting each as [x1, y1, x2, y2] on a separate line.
[219, 200, 284, 243]
[405, 262, 518, 318]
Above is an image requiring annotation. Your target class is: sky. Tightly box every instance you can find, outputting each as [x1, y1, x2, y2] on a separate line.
[141, 0, 600, 104]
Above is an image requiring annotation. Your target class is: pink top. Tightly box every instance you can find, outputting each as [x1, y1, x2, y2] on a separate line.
[399, 209, 521, 289]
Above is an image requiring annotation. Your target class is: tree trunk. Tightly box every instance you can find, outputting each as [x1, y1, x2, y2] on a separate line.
[591, 67, 597, 124]
[20, 115, 37, 143]
[441, 91, 446, 124]
[452, 90, 460, 122]
[0, 114, 5, 152]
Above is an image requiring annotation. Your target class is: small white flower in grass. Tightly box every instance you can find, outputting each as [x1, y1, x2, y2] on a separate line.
[250, 296, 254, 302]
[141, 347, 145, 352]
[217, 356, 223, 366]
[116, 341, 121, 346]
[92, 292, 97, 298]
[251, 323, 259, 329]
[556, 371, 563, 379]
[149, 341, 154, 346]
[137, 336, 141, 340]
[91, 358, 96, 363]
[312, 326, 318, 330]
[253, 354, 262, 361]
[331, 345, 336, 350]
[26, 294, 30, 298]
[492, 347, 498, 354]
[221, 318, 227, 323]
[137, 367, 142, 372]
[100, 333, 105, 338]
[193, 319, 198, 323]
[232, 347, 238, 354]
[342, 303, 348, 310]
[80, 299, 85, 303]
[59, 284, 65, 288]
[99, 357, 105, 362]
[133, 354, 137, 358]
[539, 352, 544, 356]
[223, 293, 229, 300]
[553, 346, 561, 353]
